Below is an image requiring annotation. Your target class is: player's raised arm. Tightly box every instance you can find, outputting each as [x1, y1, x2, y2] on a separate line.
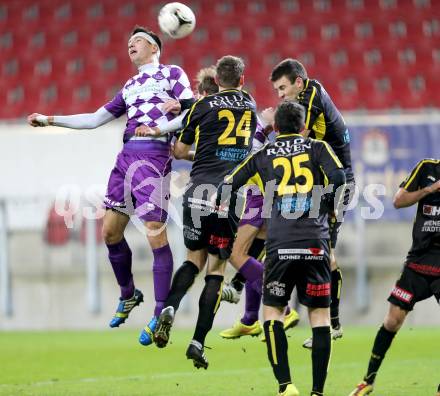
[394, 160, 440, 208]
[135, 109, 190, 137]
[219, 151, 262, 197]
[27, 106, 116, 130]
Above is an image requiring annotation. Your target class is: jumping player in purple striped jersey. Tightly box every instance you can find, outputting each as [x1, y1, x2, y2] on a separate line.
[27, 26, 194, 346]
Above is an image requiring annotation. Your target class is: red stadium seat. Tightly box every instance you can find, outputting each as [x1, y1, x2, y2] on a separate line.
[1, 0, 440, 118]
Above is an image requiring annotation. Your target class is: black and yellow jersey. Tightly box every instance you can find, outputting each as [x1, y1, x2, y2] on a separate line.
[400, 159, 440, 271]
[179, 89, 257, 186]
[297, 79, 354, 182]
[222, 133, 345, 252]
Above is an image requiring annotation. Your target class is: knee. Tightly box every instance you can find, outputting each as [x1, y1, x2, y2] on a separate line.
[102, 225, 123, 245]
[145, 222, 168, 248]
[383, 309, 406, 332]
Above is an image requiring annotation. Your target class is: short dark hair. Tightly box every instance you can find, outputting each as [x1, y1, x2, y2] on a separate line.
[130, 25, 162, 53]
[270, 58, 307, 84]
[196, 66, 218, 95]
[215, 55, 245, 88]
[274, 100, 305, 134]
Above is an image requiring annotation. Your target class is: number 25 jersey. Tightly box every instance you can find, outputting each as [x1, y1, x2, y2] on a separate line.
[224, 134, 343, 249]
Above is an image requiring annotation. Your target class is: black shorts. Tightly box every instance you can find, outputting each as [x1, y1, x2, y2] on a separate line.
[263, 240, 331, 308]
[388, 265, 440, 311]
[329, 182, 355, 249]
[182, 185, 239, 260]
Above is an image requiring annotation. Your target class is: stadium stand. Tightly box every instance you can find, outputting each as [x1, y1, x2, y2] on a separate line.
[1, 0, 439, 118]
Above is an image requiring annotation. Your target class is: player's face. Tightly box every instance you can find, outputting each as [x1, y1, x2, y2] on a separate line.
[128, 36, 158, 66]
[273, 76, 303, 101]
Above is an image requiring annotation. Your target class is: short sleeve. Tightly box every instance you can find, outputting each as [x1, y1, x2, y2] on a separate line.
[178, 99, 203, 145]
[104, 90, 126, 118]
[400, 160, 426, 192]
[169, 65, 194, 100]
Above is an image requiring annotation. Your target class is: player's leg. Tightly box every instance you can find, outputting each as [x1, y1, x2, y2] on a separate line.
[229, 224, 264, 295]
[187, 253, 226, 369]
[222, 194, 266, 304]
[125, 152, 175, 343]
[103, 155, 145, 328]
[263, 305, 298, 396]
[222, 228, 264, 304]
[326, 185, 355, 345]
[103, 209, 143, 328]
[303, 216, 344, 349]
[138, 220, 173, 345]
[329, 247, 343, 333]
[220, 224, 264, 339]
[308, 307, 332, 396]
[262, 253, 299, 396]
[296, 240, 332, 396]
[349, 265, 431, 395]
[349, 303, 407, 396]
[154, 248, 207, 348]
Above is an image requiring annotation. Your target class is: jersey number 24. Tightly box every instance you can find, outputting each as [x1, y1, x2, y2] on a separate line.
[217, 110, 251, 146]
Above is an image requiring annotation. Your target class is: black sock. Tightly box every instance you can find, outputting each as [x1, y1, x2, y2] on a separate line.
[311, 326, 331, 394]
[164, 261, 199, 311]
[193, 275, 224, 345]
[330, 268, 342, 329]
[231, 272, 246, 291]
[364, 325, 397, 384]
[263, 320, 291, 392]
[248, 237, 265, 260]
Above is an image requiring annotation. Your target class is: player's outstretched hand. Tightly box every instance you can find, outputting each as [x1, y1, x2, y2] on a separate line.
[163, 99, 181, 114]
[135, 125, 161, 136]
[28, 113, 50, 127]
[261, 107, 275, 126]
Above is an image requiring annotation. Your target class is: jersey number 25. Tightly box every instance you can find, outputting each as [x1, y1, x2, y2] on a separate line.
[273, 154, 314, 195]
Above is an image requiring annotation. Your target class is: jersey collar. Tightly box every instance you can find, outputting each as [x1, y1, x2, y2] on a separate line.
[138, 62, 159, 73]
[296, 78, 309, 99]
[276, 133, 303, 139]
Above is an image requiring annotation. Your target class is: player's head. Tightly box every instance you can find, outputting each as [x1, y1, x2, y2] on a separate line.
[195, 66, 218, 97]
[128, 26, 162, 67]
[270, 59, 308, 100]
[274, 100, 305, 135]
[215, 56, 245, 89]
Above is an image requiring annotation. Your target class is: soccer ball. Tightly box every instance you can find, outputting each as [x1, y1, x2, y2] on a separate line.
[158, 2, 196, 39]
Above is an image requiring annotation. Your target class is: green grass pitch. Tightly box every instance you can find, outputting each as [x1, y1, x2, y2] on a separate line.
[0, 327, 438, 395]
